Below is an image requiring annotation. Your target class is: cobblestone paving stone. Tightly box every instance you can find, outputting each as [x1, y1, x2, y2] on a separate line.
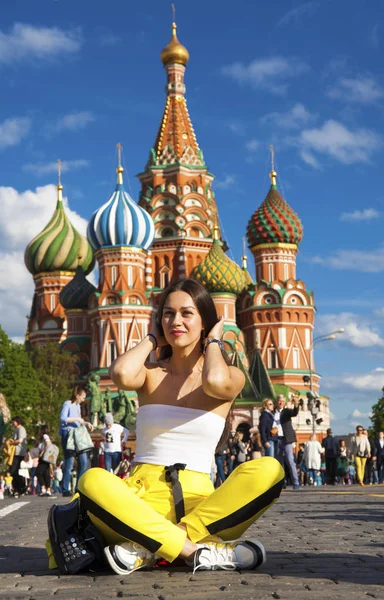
[0, 486, 383, 599]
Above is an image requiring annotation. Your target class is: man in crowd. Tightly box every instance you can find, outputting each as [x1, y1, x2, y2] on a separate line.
[322, 428, 338, 485]
[374, 431, 384, 484]
[274, 395, 300, 490]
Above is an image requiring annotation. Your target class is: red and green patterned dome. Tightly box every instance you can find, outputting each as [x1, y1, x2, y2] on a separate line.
[247, 172, 303, 247]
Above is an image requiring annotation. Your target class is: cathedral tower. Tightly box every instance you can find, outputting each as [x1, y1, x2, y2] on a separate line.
[24, 163, 94, 345]
[138, 21, 219, 292]
[238, 151, 318, 396]
[86, 147, 155, 374]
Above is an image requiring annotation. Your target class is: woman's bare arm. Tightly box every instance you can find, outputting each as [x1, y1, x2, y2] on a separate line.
[109, 335, 156, 390]
[201, 318, 245, 401]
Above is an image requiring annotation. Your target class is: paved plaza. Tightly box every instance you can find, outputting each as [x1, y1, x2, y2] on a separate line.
[0, 486, 383, 600]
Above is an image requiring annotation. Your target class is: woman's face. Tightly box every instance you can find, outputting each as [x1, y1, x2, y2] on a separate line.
[161, 291, 203, 349]
[76, 391, 86, 404]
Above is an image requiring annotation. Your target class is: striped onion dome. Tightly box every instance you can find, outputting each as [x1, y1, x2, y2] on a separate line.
[24, 183, 95, 276]
[247, 171, 303, 247]
[87, 163, 155, 250]
[191, 228, 247, 295]
[59, 265, 96, 310]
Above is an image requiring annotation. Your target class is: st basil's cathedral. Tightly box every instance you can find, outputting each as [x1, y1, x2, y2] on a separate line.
[24, 21, 330, 443]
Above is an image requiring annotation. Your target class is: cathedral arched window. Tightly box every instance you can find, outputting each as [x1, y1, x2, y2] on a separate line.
[268, 264, 274, 282]
[111, 266, 117, 286]
[50, 294, 55, 311]
[267, 348, 278, 369]
[292, 347, 300, 369]
[284, 264, 289, 281]
[162, 228, 174, 237]
[107, 340, 117, 367]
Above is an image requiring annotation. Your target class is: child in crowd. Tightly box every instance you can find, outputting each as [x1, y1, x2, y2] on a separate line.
[4, 472, 13, 495]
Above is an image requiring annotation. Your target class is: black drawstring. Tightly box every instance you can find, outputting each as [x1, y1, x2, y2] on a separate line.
[165, 463, 187, 523]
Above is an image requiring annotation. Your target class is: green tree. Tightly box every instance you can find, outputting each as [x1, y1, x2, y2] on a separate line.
[30, 342, 78, 438]
[0, 326, 42, 433]
[370, 387, 384, 433]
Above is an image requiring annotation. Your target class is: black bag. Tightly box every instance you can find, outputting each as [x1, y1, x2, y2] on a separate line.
[47, 496, 105, 574]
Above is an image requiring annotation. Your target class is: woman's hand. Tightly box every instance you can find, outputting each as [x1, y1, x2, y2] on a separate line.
[206, 316, 225, 341]
[149, 319, 167, 348]
[85, 422, 94, 432]
[265, 442, 271, 449]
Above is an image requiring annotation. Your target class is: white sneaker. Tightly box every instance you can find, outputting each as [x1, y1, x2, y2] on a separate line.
[188, 539, 266, 572]
[104, 542, 158, 576]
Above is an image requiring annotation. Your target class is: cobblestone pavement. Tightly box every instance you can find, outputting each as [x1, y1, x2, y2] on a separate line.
[0, 485, 383, 599]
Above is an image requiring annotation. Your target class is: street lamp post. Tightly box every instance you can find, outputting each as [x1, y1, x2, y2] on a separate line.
[305, 329, 344, 433]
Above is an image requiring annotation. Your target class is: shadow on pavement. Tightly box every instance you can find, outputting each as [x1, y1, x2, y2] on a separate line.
[0, 547, 383, 585]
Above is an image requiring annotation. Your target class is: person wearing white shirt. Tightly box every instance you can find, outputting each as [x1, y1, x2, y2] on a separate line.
[102, 413, 129, 473]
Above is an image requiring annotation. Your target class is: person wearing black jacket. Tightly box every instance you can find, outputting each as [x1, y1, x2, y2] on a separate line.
[274, 395, 300, 489]
[322, 428, 338, 485]
[259, 399, 278, 457]
[374, 431, 384, 484]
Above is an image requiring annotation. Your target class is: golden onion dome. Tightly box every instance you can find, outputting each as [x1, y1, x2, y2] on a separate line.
[161, 22, 189, 66]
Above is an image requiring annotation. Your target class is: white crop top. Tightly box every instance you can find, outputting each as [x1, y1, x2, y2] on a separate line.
[135, 404, 225, 474]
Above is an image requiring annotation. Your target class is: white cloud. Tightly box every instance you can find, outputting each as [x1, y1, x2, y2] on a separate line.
[0, 23, 82, 65]
[310, 246, 384, 272]
[214, 175, 236, 190]
[261, 103, 314, 129]
[299, 119, 383, 165]
[245, 139, 260, 152]
[276, 2, 319, 28]
[350, 408, 372, 418]
[316, 312, 384, 348]
[328, 76, 384, 104]
[221, 56, 308, 95]
[300, 149, 321, 169]
[340, 208, 380, 222]
[54, 111, 95, 133]
[0, 117, 31, 149]
[0, 185, 91, 338]
[343, 369, 384, 392]
[23, 159, 90, 176]
[374, 307, 384, 318]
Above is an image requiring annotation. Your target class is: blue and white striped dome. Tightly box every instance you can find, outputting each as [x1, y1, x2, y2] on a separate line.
[87, 166, 155, 251]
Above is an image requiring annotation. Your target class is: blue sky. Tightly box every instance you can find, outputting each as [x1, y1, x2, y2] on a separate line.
[0, 0, 383, 434]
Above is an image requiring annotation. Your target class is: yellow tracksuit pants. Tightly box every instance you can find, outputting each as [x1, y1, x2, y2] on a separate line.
[78, 457, 284, 563]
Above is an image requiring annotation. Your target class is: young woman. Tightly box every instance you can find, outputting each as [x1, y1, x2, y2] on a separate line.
[36, 432, 54, 497]
[352, 425, 371, 486]
[59, 385, 93, 497]
[78, 279, 284, 575]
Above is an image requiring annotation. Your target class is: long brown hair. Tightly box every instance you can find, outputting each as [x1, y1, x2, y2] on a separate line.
[71, 385, 87, 403]
[156, 278, 219, 360]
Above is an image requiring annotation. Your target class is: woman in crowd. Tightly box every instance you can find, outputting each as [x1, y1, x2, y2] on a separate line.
[9, 416, 27, 498]
[36, 431, 54, 497]
[78, 279, 284, 576]
[351, 425, 371, 486]
[59, 385, 94, 497]
[101, 413, 129, 474]
[248, 431, 262, 460]
[259, 398, 278, 458]
[303, 433, 324, 485]
[336, 439, 348, 485]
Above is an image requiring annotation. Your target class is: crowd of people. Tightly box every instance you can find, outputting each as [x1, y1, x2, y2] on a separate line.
[1, 402, 383, 499]
[0, 403, 135, 499]
[213, 408, 384, 489]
